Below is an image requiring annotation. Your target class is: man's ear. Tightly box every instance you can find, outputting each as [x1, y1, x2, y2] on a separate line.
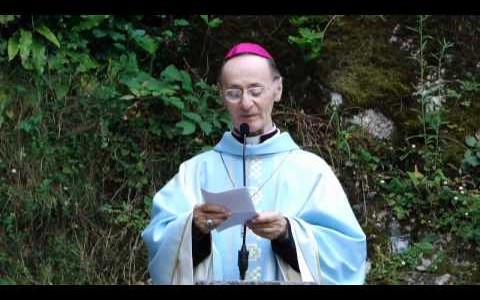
[274, 77, 283, 102]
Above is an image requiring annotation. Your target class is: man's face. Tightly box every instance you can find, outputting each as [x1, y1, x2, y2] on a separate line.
[220, 55, 282, 136]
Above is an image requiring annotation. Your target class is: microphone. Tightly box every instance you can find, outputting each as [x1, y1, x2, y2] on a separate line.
[239, 123, 249, 186]
[238, 123, 249, 280]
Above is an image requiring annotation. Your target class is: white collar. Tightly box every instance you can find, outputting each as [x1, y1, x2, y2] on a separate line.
[245, 125, 279, 145]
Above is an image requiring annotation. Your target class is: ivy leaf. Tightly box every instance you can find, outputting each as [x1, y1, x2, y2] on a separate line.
[199, 121, 213, 135]
[74, 15, 109, 31]
[208, 18, 223, 28]
[72, 53, 98, 73]
[152, 86, 176, 97]
[19, 29, 33, 67]
[465, 135, 477, 147]
[200, 15, 222, 28]
[463, 150, 479, 167]
[299, 28, 323, 43]
[31, 40, 46, 74]
[183, 112, 202, 123]
[174, 19, 189, 27]
[55, 83, 69, 100]
[92, 28, 108, 38]
[184, 95, 199, 104]
[7, 35, 19, 61]
[164, 96, 184, 110]
[200, 15, 209, 24]
[134, 34, 158, 55]
[176, 120, 196, 135]
[35, 24, 60, 48]
[161, 65, 182, 82]
[0, 15, 18, 25]
[179, 70, 192, 92]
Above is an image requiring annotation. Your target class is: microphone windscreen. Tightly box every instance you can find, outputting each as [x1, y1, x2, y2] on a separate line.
[240, 123, 250, 136]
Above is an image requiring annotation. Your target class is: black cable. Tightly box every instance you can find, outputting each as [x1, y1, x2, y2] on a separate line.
[238, 123, 249, 280]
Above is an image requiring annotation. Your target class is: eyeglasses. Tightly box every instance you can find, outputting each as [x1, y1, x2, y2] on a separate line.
[222, 78, 279, 103]
[223, 86, 266, 102]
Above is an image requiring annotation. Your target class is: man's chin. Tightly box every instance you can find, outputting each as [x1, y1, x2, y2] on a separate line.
[235, 122, 262, 136]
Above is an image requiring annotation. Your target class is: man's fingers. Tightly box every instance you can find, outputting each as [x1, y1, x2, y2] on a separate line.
[249, 213, 280, 224]
[249, 218, 272, 225]
[198, 203, 231, 214]
[248, 227, 276, 240]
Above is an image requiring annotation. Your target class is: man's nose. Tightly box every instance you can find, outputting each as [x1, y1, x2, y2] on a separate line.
[239, 93, 254, 109]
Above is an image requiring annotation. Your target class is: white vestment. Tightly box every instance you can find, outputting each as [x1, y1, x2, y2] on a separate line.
[142, 132, 366, 284]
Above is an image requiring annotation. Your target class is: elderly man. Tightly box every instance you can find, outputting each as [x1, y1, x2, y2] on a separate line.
[142, 42, 367, 284]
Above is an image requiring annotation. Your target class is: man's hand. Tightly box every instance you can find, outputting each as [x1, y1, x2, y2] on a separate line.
[246, 211, 288, 240]
[193, 203, 231, 234]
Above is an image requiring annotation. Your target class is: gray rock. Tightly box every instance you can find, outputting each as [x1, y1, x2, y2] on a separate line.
[435, 274, 451, 285]
[416, 258, 432, 272]
[350, 109, 394, 140]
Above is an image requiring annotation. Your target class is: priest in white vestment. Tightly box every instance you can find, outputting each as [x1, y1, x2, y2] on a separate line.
[142, 42, 367, 285]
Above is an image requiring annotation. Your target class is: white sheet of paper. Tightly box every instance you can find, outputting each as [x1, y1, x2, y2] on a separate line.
[201, 187, 257, 231]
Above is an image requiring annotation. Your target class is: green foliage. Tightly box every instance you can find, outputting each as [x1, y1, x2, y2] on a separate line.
[0, 15, 19, 25]
[318, 16, 480, 284]
[459, 77, 480, 92]
[119, 64, 229, 137]
[374, 16, 480, 268]
[463, 135, 480, 168]
[288, 16, 339, 61]
[368, 238, 442, 284]
[288, 27, 324, 61]
[200, 15, 223, 29]
[35, 24, 60, 48]
[0, 15, 227, 284]
[6, 25, 58, 73]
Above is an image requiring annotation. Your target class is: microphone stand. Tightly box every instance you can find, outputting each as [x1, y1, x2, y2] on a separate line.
[238, 123, 249, 280]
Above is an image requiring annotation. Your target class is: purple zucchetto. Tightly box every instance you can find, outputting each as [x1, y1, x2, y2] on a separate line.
[224, 42, 273, 60]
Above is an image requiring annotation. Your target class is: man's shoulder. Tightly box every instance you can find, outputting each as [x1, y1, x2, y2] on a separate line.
[183, 149, 219, 165]
[286, 149, 336, 175]
[290, 148, 329, 166]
